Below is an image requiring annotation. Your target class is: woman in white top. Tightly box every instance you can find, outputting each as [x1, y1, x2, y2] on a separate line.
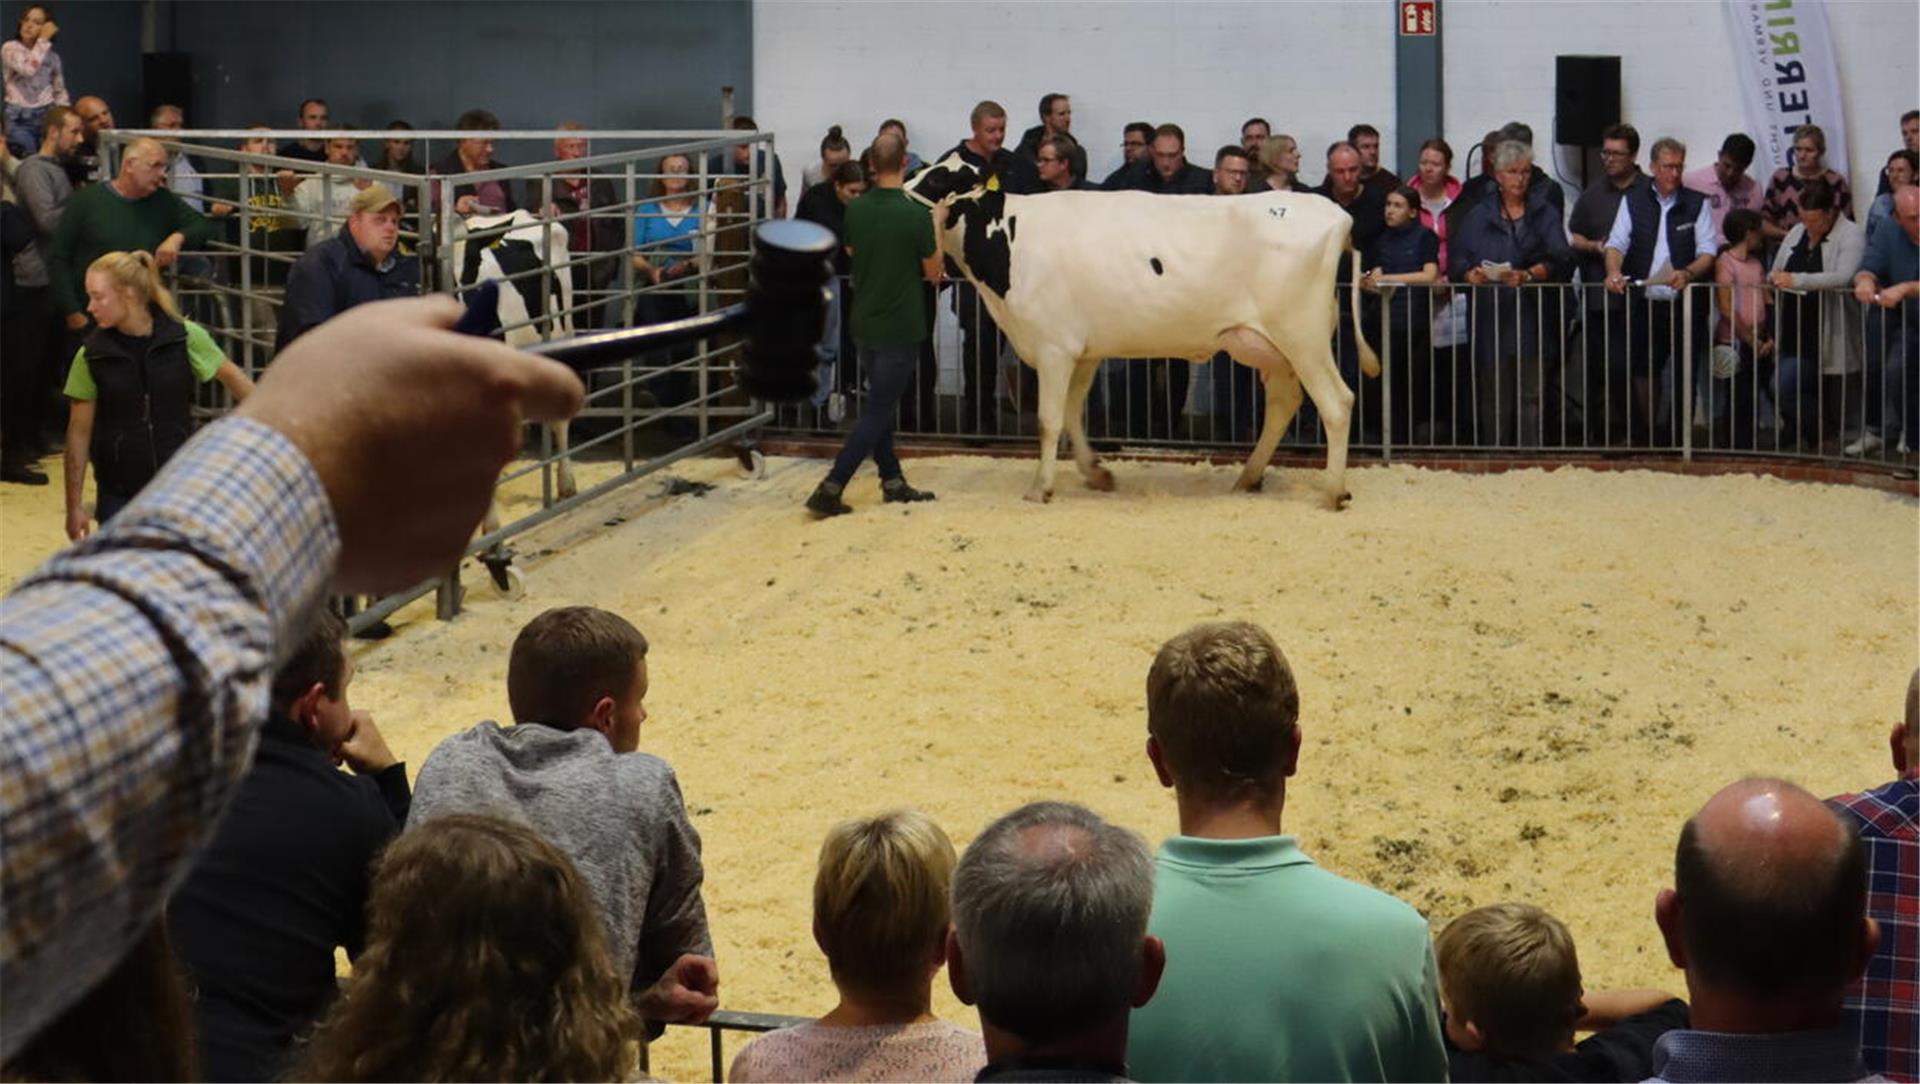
[729, 810, 986, 1083]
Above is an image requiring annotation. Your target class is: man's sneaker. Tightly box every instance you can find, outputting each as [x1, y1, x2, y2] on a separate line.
[806, 481, 853, 517]
[1843, 431, 1885, 456]
[881, 478, 936, 503]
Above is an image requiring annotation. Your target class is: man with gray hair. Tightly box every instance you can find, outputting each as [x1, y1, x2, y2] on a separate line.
[949, 801, 1164, 1083]
[1126, 621, 1448, 1082]
[46, 135, 210, 330]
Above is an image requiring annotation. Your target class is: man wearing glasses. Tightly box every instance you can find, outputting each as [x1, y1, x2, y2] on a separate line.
[1101, 121, 1154, 188]
[1567, 124, 1649, 442]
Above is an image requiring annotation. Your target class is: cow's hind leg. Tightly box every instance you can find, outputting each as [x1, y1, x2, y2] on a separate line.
[1063, 359, 1113, 491]
[1026, 354, 1072, 503]
[1239, 367, 1304, 492]
[1217, 329, 1294, 492]
[1282, 336, 1357, 509]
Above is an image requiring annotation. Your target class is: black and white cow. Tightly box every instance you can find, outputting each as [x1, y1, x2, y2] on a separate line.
[906, 155, 1378, 508]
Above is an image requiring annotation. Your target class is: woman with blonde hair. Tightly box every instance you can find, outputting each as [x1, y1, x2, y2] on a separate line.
[730, 809, 985, 1082]
[290, 813, 637, 1083]
[1257, 134, 1310, 193]
[64, 249, 252, 539]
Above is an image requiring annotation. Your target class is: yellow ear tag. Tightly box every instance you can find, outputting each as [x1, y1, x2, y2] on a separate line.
[986, 174, 1001, 192]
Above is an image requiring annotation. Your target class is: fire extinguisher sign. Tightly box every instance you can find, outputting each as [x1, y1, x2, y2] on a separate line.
[1400, 1, 1436, 36]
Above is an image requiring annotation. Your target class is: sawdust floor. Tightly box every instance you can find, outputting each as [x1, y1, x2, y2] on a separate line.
[4, 451, 1915, 1080]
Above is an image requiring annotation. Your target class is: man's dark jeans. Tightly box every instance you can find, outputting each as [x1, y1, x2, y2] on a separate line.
[829, 342, 918, 485]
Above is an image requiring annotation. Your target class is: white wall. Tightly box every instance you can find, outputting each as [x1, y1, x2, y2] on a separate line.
[755, 0, 1915, 202]
[754, 1, 1394, 190]
[1444, 0, 1916, 201]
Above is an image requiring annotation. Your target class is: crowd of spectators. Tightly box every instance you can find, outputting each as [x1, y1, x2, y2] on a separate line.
[0, 62, 1916, 1084]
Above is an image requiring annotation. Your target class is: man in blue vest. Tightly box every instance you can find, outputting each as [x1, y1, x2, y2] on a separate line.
[1603, 136, 1715, 446]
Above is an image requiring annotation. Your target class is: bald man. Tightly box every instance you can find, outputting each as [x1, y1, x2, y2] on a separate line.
[46, 136, 211, 327]
[1826, 671, 1919, 1082]
[1649, 778, 1880, 1082]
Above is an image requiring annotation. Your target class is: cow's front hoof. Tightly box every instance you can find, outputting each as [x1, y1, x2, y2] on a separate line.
[1326, 489, 1352, 511]
[1024, 487, 1053, 504]
[557, 480, 579, 501]
[1087, 466, 1116, 491]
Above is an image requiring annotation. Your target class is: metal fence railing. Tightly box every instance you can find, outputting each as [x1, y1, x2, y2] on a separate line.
[770, 278, 1918, 473]
[93, 128, 782, 630]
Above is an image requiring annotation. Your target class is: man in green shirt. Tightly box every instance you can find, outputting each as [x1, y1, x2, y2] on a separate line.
[47, 137, 210, 329]
[805, 134, 942, 517]
[1126, 622, 1451, 1082]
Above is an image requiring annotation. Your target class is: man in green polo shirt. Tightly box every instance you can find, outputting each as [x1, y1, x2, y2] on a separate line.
[1126, 622, 1449, 1082]
[805, 134, 942, 517]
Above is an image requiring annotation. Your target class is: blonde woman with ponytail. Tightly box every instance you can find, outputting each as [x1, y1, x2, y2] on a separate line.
[63, 249, 253, 539]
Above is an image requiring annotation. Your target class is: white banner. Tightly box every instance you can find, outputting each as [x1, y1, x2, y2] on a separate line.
[1722, 0, 1848, 175]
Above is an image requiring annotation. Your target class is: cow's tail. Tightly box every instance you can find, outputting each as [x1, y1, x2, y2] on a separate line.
[1349, 246, 1381, 378]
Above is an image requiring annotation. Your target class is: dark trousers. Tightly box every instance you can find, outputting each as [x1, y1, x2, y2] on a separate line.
[828, 343, 918, 485]
[633, 292, 696, 433]
[1, 285, 49, 460]
[955, 283, 1006, 428]
[1608, 293, 1704, 443]
[1703, 342, 1775, 449]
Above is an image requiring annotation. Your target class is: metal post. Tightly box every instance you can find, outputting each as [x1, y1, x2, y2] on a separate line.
[435, 568, 461, 621]
[1379, 292, 1393, 463]
[1681, 284, 1694, 462]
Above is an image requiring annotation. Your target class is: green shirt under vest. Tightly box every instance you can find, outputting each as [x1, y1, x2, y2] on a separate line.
[843, 187, 935, 348]
[1127, 835, 1449, 1083]
[48, 182, 213, 316]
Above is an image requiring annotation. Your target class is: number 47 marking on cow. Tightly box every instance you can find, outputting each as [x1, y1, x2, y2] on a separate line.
[1267, 206, 1288, 218]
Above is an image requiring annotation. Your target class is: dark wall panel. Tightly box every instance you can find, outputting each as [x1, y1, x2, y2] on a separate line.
[45, 1, 145, 123]
[120, 1, 752, 132]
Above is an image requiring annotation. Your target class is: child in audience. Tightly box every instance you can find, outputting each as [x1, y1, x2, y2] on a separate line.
[1435, 902, 1687, 1082]
[728, 810, 986, 1083]
[1710, 208, 1773, 449]
[409, 606, 718, 1029]
[292, 813, 636, 1082]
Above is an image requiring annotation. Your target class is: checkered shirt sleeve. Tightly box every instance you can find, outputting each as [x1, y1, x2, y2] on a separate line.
[1831, 777, 1920, 1083]
[0, 417, 338, 1059]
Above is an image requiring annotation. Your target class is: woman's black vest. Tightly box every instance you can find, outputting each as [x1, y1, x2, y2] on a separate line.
[81, 310, 197, 498]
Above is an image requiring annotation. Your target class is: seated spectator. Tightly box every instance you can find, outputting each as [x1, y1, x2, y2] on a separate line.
[368, 119, 418, 174]
[1865, 149, 1916, 247]
[1, 923, 196, 1082]
[1825, 669, 1918, 1081]
[291, 814, 637, 1082]
[729, 810, 985, 1082]
[3, 4, 65, 160]
[1413, 137, 1461, 270]
[281, 128, 370, 247]
[876, 117, 923, 176]
[1602, 136, 1714, 447]
[0, 297, 586, 1061]
[431, 108, 516, 216]
[46, 136, 209, 332]
[1015, 92, 1076, 166]
[1101, 120, 1155, 188]
[409, 606, 719, 1028]
[1709, 208, 1773, 449]
[1125, 622, 1448, 1082]
[1037, 133, 1093, 192]
[1256, 133, 1311, 193]
[1105, 122, 1210, 194]
[1769, 177, 1865, 449]
[278, 183, 420, 349]
[1366, 185, 1441, 444]
[535, 120, 621, 328]
[277, 97, 329, 163]
[951, 801, 1163, 1083]
[1763, 123, 1852, 243]
[1648, 778, 1879, 1082]
[1684, 133, 1762, 246]
[1210, 144, 1249, 195]
[166, 608, 409, 1083]
[803, 123, 853, 191]
[64, 250, 253, 536]
[1350, 122, 1400, 196]
[1435, 902, 1686, 1082]
[1884, 110, 1920, 195]
[1849, 186, 1920, 456]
